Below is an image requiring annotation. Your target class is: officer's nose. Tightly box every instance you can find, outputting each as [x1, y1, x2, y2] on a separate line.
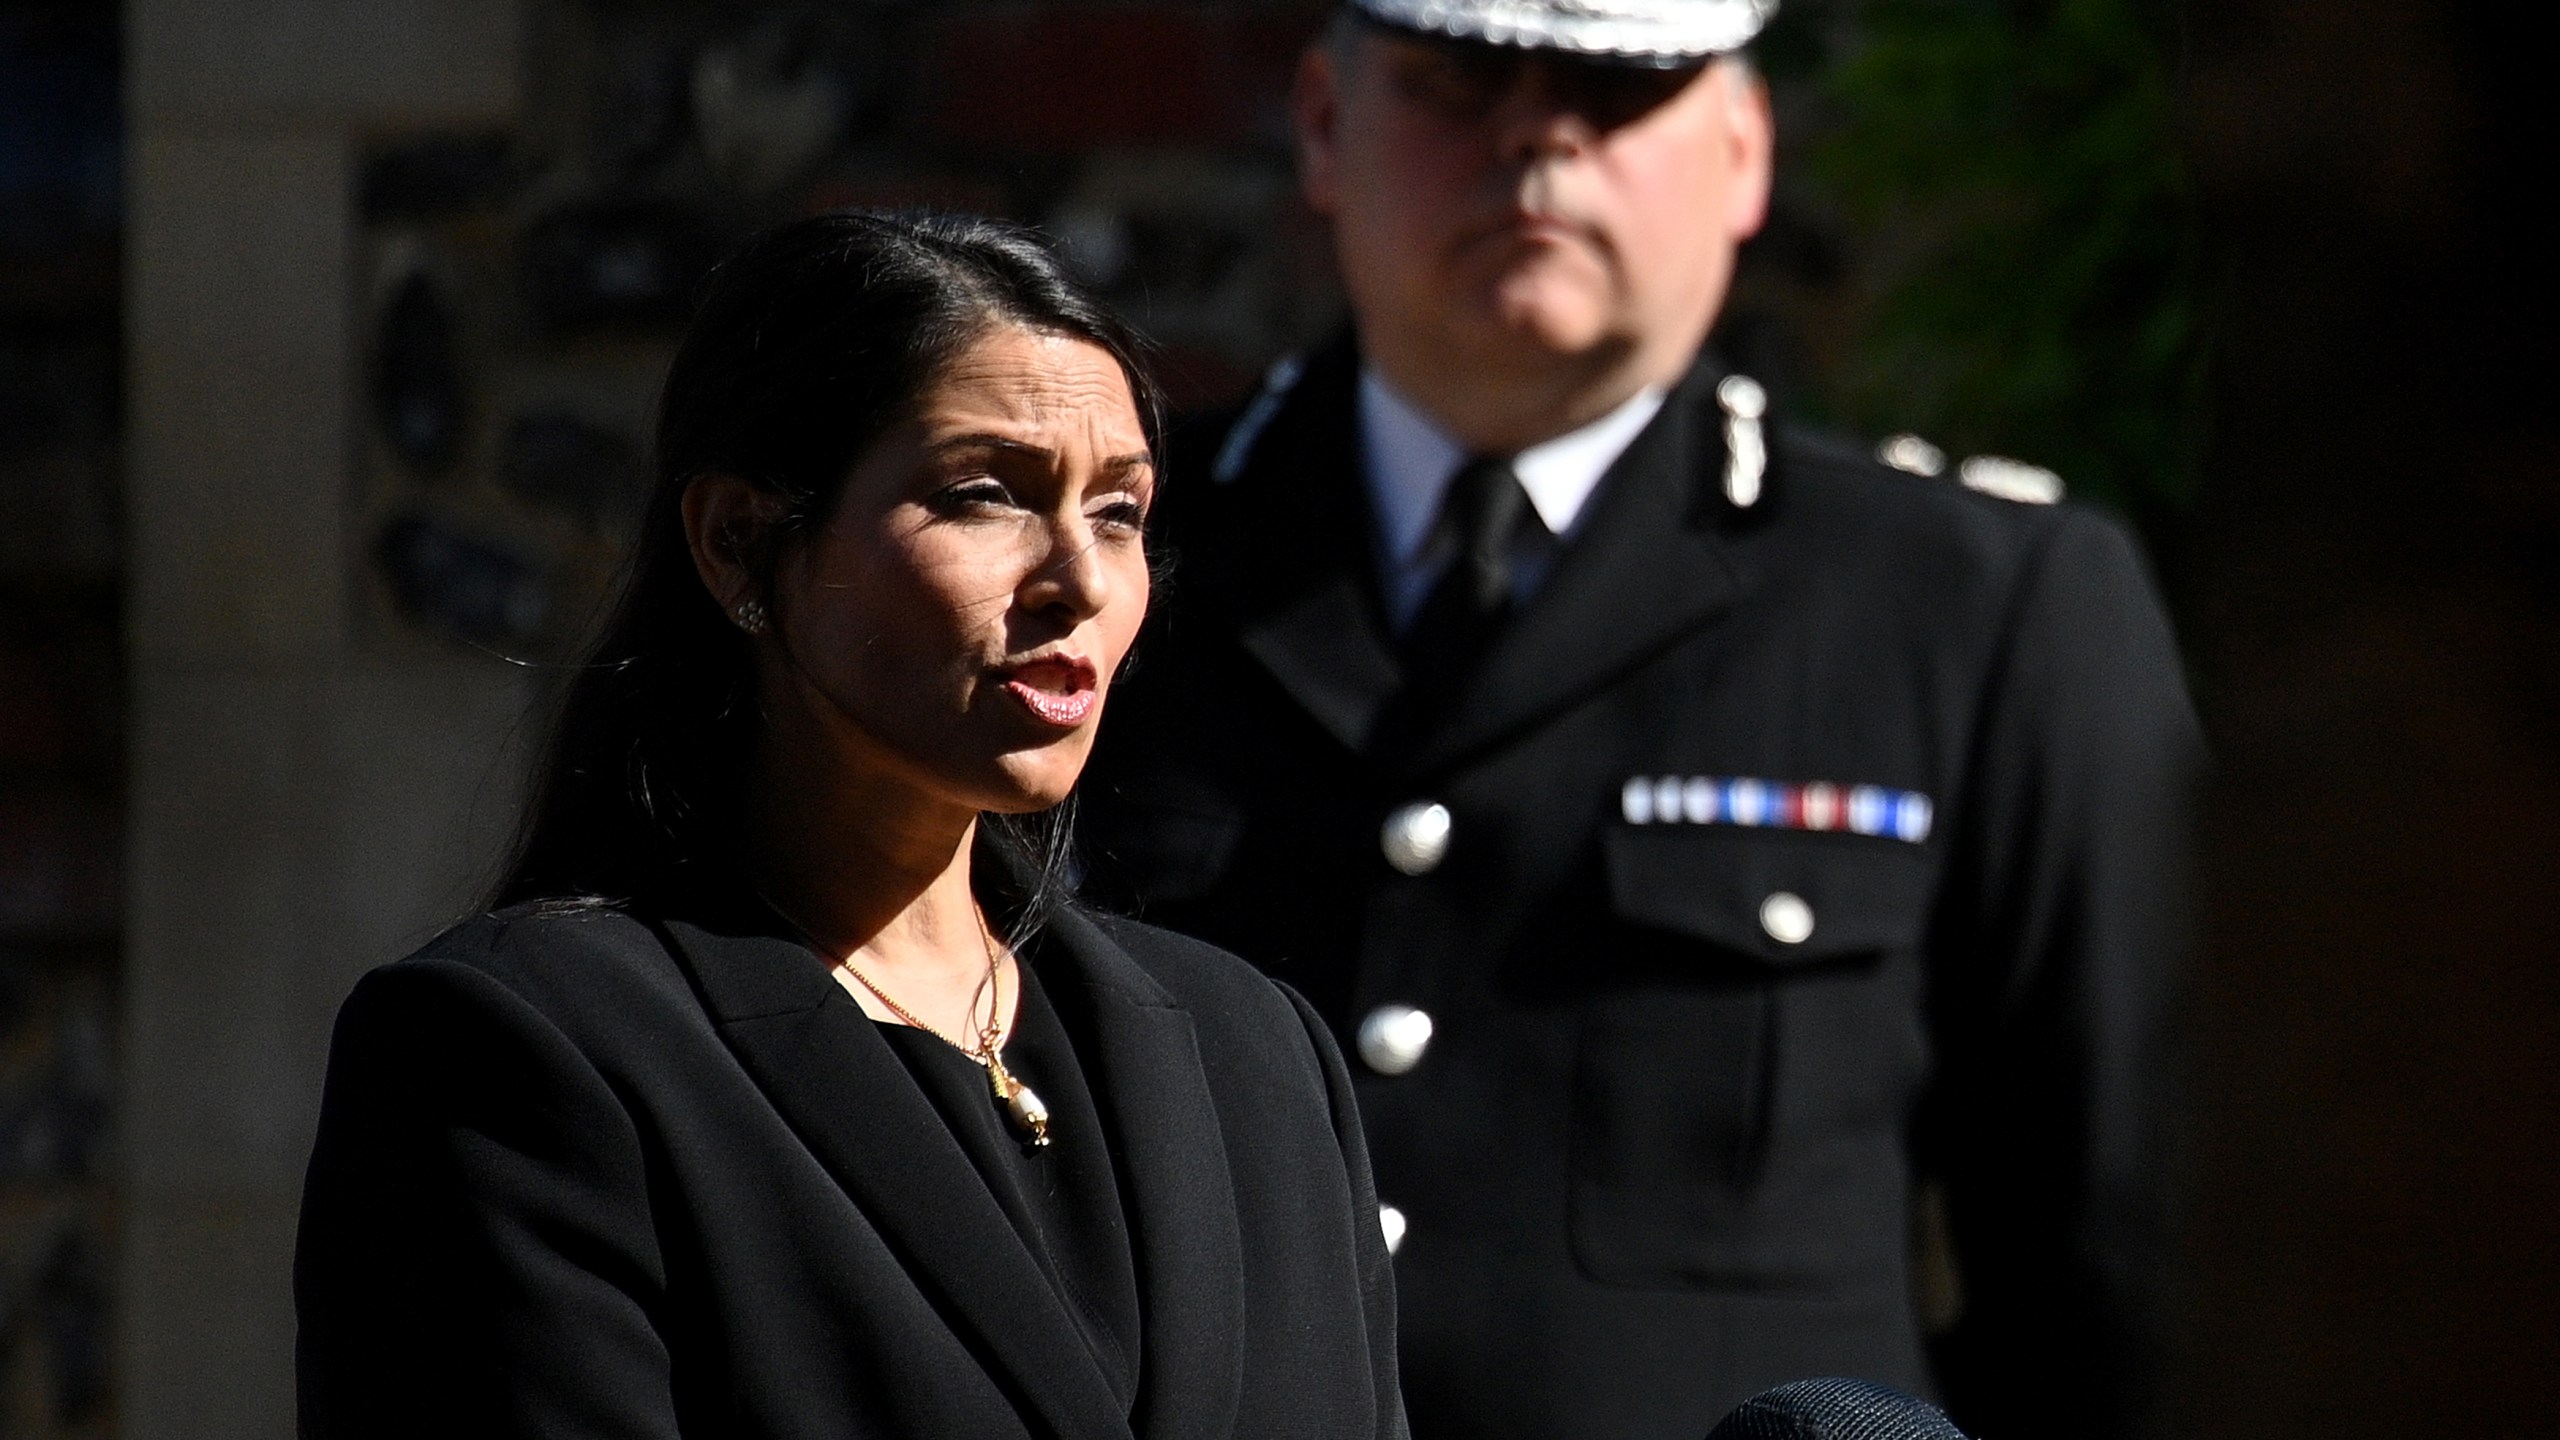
[1493, 63, 1597, 164]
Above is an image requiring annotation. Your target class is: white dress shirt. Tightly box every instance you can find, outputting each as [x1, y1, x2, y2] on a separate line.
[1359, 369, 1670, 630]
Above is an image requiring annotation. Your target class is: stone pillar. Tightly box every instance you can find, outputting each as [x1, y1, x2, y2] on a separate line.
[120, 2, 522, 1434]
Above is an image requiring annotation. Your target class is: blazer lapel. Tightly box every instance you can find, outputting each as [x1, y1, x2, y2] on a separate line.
[1038, 907, 1248, 1440]
[1407, 364, 1747, 775]
[1209, 337, 1405, 756]
[659, 915, 1138, 1440]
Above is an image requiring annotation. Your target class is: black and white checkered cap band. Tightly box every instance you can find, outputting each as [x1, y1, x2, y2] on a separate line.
[1350, 0, 1776, 64]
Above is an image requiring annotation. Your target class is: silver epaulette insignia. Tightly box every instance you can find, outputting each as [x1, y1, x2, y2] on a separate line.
[1876, 433, 1947, 477]
[1877, 433, 2064, 504]
[1956, 454, 2064, 505]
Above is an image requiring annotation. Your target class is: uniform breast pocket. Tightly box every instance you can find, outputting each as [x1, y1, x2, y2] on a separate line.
[1569, 825, 1935, 1290]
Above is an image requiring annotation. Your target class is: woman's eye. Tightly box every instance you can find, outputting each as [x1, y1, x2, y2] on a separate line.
[1090, 495, 1149, 535]
[926, 478, 1016, 516]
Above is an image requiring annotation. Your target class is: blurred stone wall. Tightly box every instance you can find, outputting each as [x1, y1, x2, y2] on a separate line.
[118, 0, 528, 1435]
[2, 3, 120, 1434]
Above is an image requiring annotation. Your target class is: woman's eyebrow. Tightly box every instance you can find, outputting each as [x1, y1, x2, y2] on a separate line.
[924, 432, 1047, 459]
[925, 434, 1153, 480]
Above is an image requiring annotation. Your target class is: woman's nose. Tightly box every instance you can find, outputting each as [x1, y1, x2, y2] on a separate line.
[1024, 515, 1112, 621]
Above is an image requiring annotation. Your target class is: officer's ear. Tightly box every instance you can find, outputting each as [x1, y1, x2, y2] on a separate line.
[1293, 38, 1347, 217]
[1713, 59, 1775, 241]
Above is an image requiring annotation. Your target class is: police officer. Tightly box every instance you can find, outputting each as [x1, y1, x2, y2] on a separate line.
[1082, 2, 2202, 1436]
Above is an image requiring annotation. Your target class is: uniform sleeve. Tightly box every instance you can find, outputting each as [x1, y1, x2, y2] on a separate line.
[1921, 510, 2204, 1439]
[295, 959, 679, 1440]
[1275, 979, 1413, 1440]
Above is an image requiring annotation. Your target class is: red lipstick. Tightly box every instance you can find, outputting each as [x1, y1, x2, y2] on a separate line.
[997, 655, 1100, 728]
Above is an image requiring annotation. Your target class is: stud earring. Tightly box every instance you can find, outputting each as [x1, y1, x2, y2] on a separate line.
[733, 598, 769, 635]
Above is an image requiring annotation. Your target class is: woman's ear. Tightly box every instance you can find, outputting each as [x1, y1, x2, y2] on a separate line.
[680, 474, 785, 624]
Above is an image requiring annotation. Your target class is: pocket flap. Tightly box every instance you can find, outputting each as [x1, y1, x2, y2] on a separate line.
[1601, 824, 1935, 964]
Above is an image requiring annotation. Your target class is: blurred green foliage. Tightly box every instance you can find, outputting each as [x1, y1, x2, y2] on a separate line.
[1762, 0, 2202, 519]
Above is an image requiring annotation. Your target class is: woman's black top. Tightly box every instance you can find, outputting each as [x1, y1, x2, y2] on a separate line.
[874, 953, 1142, 1409]
[294, 893, 1409, 1439]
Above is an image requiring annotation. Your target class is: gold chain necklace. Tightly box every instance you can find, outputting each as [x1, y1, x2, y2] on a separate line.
[835, 922, 1052, 1149]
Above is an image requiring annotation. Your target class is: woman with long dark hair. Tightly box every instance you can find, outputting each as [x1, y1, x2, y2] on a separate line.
[296, 211, 1405, 1439]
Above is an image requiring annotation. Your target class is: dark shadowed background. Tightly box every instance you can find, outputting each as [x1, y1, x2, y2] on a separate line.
[0, 0, 2551, 1435]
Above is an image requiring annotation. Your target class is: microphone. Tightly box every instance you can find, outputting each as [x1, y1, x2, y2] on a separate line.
[1704, 1378, 1971, 1440]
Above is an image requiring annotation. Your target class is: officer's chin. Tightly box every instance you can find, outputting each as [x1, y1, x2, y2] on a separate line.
[1472, 304, 1632, 376]
[1472, 263, 1611, 342]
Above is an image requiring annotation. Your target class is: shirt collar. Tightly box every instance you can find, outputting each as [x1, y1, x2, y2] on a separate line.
[1358, 367, 1669, 566]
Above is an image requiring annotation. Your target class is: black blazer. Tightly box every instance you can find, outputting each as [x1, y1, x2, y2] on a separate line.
[1083, 336, 2202, 1439]
[296, 894, 1406, 1439]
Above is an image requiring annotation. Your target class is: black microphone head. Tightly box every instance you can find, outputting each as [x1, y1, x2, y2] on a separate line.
[1704, 1378, 1970, 1440]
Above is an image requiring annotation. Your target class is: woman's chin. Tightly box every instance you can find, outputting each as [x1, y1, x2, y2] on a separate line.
[973, 750, 1090, 816]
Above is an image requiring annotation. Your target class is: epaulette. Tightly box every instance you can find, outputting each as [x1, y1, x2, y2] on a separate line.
[1874, 432, 2064, 505]
[1210, 353, 1306, 485]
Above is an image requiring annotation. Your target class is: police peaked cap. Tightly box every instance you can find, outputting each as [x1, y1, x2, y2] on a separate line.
[1347, 0, 1777, 67]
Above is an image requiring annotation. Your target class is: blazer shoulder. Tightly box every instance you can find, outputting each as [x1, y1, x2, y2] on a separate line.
[1079, 908, 1290, 1012]
[1075, 908, 1330, 1065]
[1074, 907, 1343, 1105]
[354, 903, 699, 1044]
[405, 901, 665, 976]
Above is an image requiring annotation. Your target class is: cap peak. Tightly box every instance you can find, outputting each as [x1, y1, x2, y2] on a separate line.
[1351, 0, 1777, 65]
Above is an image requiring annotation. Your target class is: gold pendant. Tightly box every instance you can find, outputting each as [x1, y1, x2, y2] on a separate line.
[987, 1057, 1051, 1148]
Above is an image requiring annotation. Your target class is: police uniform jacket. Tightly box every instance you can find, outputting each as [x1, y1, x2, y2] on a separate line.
[295, 881, 1407, 1440]
[1082, 335, 2201, 1440]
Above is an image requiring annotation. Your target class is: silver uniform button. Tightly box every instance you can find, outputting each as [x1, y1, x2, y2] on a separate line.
[1379, 1203, 1408, 1256]
[1380, 801, 1453, 876]
[1357, 1004, 1436, 1076]
[1759, 891, 1815, 946]
[1716, 372, 1767, 420]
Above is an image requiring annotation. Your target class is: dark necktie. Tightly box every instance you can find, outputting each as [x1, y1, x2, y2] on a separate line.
[1397, 455, 1532, 712]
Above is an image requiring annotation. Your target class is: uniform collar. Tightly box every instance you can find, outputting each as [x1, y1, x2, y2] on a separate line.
[1203, 335, 1748, 771]
[1358, 366, 1670, 566]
